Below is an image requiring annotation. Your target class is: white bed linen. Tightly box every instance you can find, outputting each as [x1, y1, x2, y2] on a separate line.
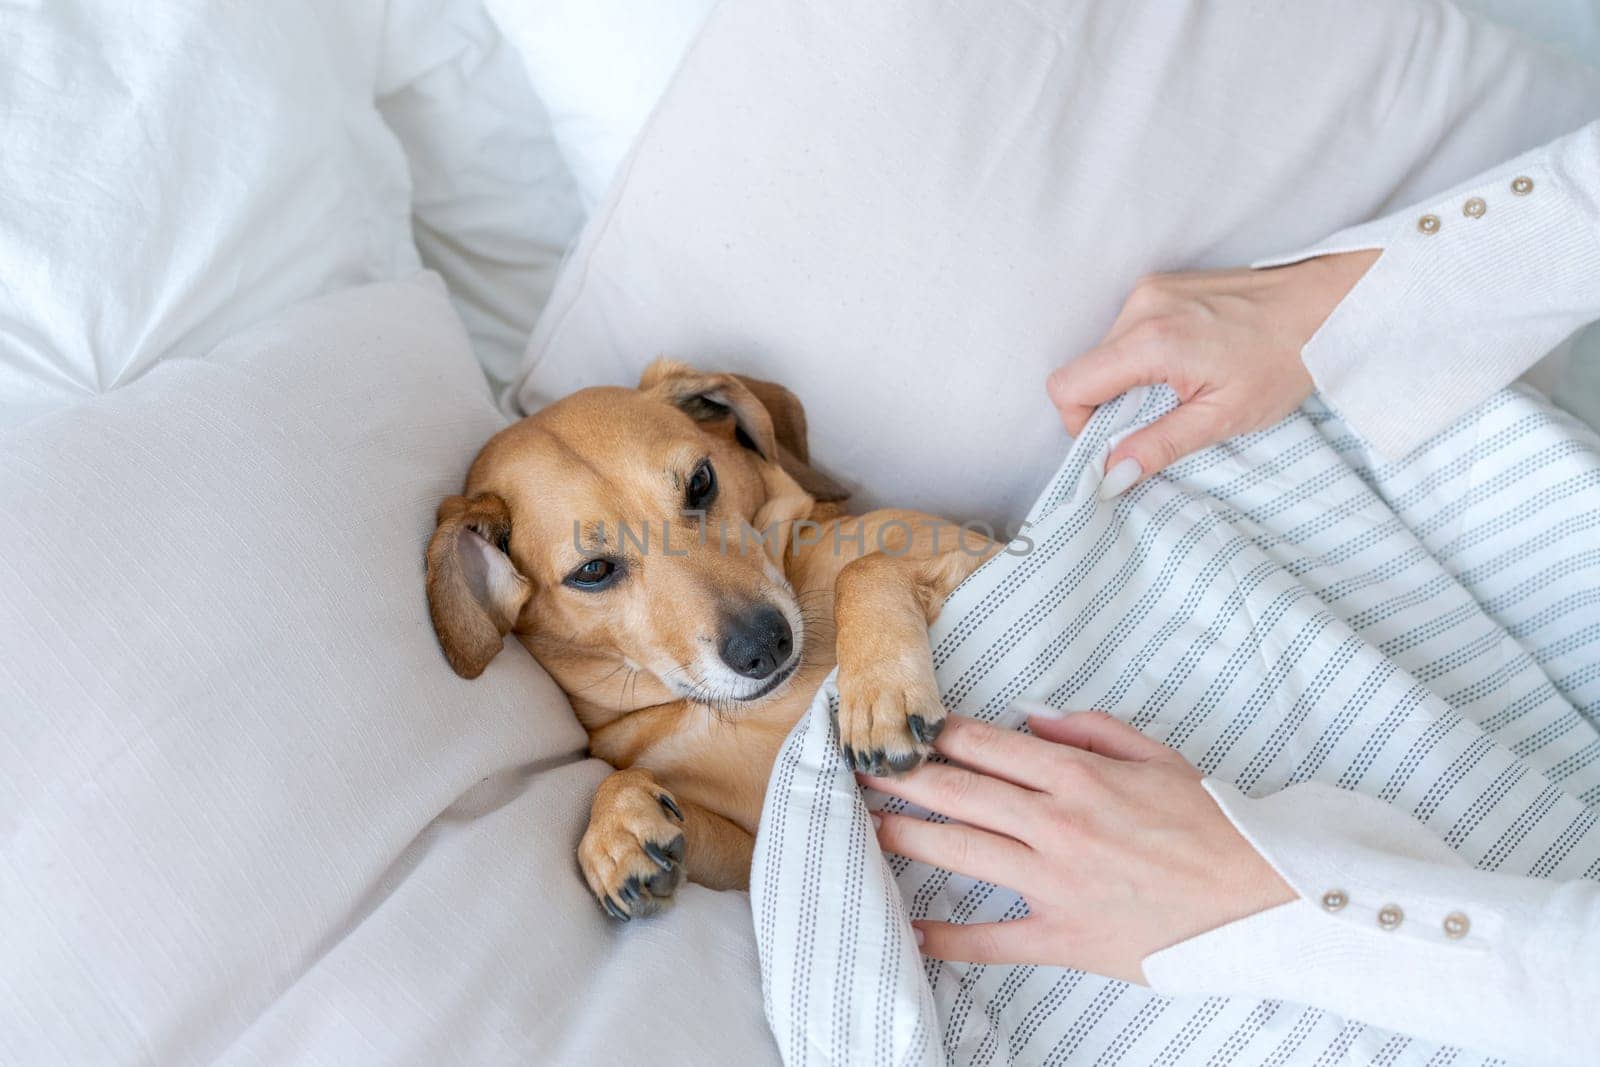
[0, 0, 584, 427]
[482, 0, 716, 209]
[509, 0, 1600, 533]
[380, 0, 586, 391]
[0, 274, 776, 1066]
[0, 1, 417, 429]
[755, 385, 1600, 1065]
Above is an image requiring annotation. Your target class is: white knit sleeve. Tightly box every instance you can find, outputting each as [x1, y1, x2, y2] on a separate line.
[1141, 779, 1600, 1066]
[1252, 120, 1600, 458]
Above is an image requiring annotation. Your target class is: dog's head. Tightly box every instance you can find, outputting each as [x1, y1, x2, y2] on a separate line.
[425, 360, 848, 723]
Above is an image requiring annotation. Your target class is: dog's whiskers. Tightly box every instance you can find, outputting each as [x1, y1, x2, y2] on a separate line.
[614, 667, 640, 715]
[570, 663, 628, 695]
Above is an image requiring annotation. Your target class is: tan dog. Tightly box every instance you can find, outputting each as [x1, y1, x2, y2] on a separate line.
[426, 361, 996, 918]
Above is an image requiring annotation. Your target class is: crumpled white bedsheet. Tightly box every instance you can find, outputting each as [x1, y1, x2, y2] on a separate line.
[0, 0, 582, 430]
[754, 384, 1600, 1066]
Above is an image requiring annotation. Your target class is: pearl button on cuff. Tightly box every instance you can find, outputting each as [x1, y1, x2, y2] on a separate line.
[1512, 176, 1534, 196]
[1443, 912, 1470, 939]
[1417, 214, 1441, 235]
[1463, 197, 1486, 219]
[1377, 904, 1404, 931]
[1321, 889, 1348, 912]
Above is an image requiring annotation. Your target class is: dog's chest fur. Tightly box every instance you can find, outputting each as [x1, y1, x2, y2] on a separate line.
[587, 662, 831, 835]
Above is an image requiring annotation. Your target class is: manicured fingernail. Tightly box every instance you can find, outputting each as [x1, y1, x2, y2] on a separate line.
[1013, 698, 1067, 719]
[870, 812, 882, 830]
[912, 925, 925, 946]
[1098, 457, 1142, 499]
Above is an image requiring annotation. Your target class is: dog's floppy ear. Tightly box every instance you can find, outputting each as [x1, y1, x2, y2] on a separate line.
[425, 491, 532, 679]
[640, 359, 850, 502]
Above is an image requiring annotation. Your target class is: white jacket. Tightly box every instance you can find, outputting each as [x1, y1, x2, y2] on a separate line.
[1143, 119, 1600, 1066]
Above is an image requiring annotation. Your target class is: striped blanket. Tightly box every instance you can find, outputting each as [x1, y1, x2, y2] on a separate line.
[752, 384, 1600, 1066]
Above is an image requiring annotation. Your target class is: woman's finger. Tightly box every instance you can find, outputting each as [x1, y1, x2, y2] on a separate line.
[874, 811, 1035, 889]
[933, 714, 1084, 792]
[912, 918, 1054, 965]
[1025, 709, 1185, 766]
[860, 752, 1043, 834]
[1045, 361, 1097, 435]
[1046, 340, 1161, 435]
[1100, 398, 1229, 489]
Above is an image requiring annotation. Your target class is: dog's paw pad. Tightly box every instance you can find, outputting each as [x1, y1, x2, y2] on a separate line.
[835, 654, 946, 776]
[580, 782, 688, 920]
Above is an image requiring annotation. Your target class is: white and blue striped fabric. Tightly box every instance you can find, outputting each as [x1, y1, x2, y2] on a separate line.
[752, 384, 1600, 1067]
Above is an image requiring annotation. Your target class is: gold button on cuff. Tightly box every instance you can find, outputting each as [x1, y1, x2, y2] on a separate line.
[1377, 904, 1404, 931]
[1511, 176, 1534, 196]
[1417, 214, 1441, 235]
[1463, 197, 1487, 219]
[1321, 889, 1348, 912]
[1443, 912, 1470, 939]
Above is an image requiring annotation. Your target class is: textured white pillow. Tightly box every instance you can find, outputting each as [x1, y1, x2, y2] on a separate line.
[1459, 0, 1600, 64]
[483, 0, 716, 208]
[0, 274, 775, 1065]
[0, 1, 420, 428]
[510, 0, 1600, 528]
[379, 0, 586, 390]
[0, 0, 586, 424]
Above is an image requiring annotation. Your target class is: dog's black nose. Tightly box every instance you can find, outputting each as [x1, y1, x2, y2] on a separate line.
[718, 605, 794, 680]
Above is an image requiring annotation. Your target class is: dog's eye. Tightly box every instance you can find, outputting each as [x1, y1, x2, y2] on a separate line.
[566, 558, 617, 590]
[685, 459, 717, 509]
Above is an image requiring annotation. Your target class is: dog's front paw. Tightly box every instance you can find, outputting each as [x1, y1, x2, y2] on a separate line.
[834, 648, 946, 776]
[579, 769, 687, 920]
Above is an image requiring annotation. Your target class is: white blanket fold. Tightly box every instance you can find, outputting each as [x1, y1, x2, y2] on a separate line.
[754, 385, 1600, 1066]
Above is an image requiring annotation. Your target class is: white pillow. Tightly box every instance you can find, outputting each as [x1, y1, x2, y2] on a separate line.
[0, 1, 421, 429]
[0, 1, 587, 424]
[483, 0, 716, 208]
[0, 273, 775, 1065]
[509, 0, 1600, 528]
[379, 0, 586, 389]
[481, 0, 1600, 213]
[1458, 0, 1600, 64]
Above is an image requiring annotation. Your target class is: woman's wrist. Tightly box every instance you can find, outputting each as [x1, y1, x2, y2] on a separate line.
[1283, 248, 1381, 339]
[1199, 781, 1297, 930]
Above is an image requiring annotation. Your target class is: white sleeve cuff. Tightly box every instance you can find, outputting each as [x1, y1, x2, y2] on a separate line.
[1251, 121, 1600, 458]
[1141, 779, 1600, 1065]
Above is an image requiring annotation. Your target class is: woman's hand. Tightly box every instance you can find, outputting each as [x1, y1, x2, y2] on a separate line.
[861, 712, 1294, 984]
[1047, 250, 1379, 496]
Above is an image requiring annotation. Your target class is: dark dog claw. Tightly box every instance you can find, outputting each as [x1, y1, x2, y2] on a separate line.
[619, 877, 642, 905]
[908, 714, 946, 744]
[887, 750, 921, 774]
[602, 896, 630, 921]
[643, 841, 676, 871]
[657, 793, 684, 823]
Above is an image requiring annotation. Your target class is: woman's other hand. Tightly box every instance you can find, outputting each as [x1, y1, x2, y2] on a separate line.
[1047, 250, 1379, 497]
[860, 712, 1294, 983]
